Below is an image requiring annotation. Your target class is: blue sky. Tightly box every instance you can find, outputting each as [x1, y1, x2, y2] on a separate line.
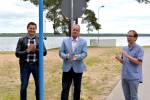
[0, 0, 150, 33]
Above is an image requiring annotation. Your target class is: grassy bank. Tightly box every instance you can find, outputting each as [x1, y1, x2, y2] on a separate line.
[0, 47, 121, 100]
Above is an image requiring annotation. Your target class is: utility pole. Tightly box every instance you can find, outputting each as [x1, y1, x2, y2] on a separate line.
[98, 5, 104, 46]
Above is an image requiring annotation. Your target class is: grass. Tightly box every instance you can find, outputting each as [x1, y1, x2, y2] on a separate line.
[0, 47, 122, 100]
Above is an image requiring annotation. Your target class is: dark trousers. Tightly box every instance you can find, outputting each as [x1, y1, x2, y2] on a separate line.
[61, 68, 83, 100]
[20, 62, 39, 100]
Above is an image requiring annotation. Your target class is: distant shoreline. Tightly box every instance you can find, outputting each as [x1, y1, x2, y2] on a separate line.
[0, 33, 150, 37]
[1, 36, 150, 51]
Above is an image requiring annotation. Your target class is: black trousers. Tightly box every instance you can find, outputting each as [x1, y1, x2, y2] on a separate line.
[61, 68, 83, 100]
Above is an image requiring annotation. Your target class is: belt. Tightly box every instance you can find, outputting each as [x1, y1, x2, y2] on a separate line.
[26, 61, 37, 64]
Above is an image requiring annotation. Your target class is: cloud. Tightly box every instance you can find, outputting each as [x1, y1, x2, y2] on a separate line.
[0, 0, 39, 33]
[86, 0, 150, 33]
[0, 0, 150, 33]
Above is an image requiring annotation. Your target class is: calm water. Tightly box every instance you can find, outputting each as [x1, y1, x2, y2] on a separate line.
[0, 37, 150, 51]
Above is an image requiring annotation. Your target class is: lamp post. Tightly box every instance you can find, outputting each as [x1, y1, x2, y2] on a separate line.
[98, 5, 104, 46]
[44, 11, 46, 34]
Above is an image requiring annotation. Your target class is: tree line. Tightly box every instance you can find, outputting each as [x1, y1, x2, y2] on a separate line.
[22, 0, 150, 36]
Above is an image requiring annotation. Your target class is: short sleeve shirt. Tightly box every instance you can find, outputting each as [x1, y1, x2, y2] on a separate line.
[121, 43, 144, 83]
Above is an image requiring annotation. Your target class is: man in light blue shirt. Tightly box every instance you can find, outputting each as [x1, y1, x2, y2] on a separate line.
[116, 30, 144, 100]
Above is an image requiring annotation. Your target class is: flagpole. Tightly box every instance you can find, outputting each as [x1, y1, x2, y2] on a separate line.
[39, 0, 44, 100]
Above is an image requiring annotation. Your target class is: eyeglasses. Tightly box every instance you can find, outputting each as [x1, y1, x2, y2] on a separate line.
[127, 35, 135, 37]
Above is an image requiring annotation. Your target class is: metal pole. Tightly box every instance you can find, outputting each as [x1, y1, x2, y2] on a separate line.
[71, 0, 74, 100]
[98, 7, 100, 46]
[98, 6, 104, 46]
[44, 11, 46, 34]
[39, 0, 44, 100]
[71, 0, 74, 26]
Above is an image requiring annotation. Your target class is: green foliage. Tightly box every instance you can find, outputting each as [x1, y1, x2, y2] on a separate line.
[22, 0, 100, 36]
[83, 9, 101, 33]
[23, 0, 38, 5]
[136, 0, 150, 3]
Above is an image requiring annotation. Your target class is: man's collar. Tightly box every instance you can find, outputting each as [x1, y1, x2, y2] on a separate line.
[71, 37, 79, 41]
[27, 34, 36, 39]
[128, 43, 136, 51]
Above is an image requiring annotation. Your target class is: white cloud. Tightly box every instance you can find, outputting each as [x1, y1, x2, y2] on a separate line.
[0, 0, 39, 33]
[86, 0, 150, 33]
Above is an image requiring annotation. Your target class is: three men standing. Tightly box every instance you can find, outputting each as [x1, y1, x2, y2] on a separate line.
[15, 22, 144, 100]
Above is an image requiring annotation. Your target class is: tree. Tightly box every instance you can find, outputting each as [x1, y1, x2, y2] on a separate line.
[23, 0, 101, 36]
[136, 0, 150, 3]
[83, 9, 101, 34]
[23, 0, 63, 35]
[45, 1, 62, 34]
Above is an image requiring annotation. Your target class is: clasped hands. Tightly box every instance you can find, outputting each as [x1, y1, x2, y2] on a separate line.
[115, 50, 129, 60]
[26, 44, 37, 53]
[66, 53, 78, 61]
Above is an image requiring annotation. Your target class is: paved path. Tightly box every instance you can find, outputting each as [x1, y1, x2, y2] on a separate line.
[107, 48, 150, 100]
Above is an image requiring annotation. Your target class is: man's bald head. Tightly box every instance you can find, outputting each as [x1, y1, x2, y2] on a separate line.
[72, 24, 80, 30]
[71, 24, 80, 39]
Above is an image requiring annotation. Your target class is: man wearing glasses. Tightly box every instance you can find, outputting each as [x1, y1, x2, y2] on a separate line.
[115, 30, 144, 100]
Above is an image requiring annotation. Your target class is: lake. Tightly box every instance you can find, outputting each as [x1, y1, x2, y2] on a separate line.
[0, 37, 150, 51]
